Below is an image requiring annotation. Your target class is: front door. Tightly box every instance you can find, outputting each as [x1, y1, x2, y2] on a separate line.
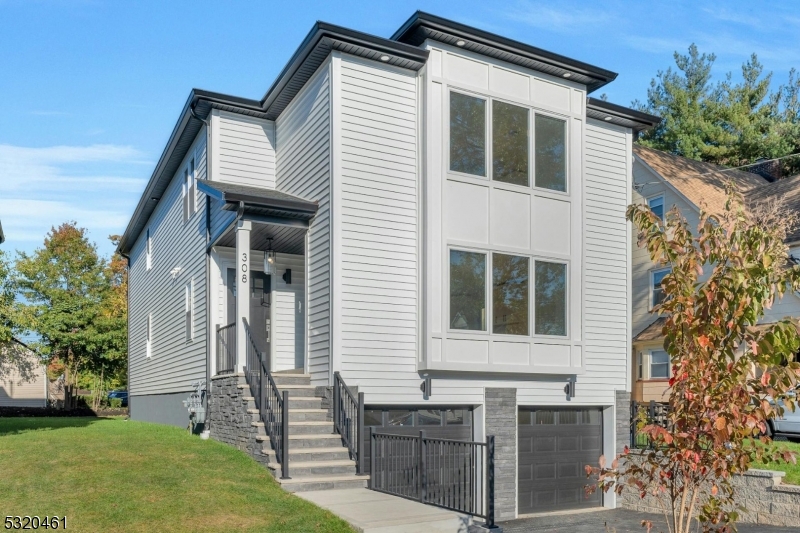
[249, 271, 271, 365]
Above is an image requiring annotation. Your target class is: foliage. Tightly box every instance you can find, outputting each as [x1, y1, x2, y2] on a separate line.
[636, 44, 800, 173]
[14, 224, 127, 407]
[0, 417, 353, 533]
[588, 189, 800, 533]
[109, 397, 122, 409]
[0, 250, 38, 382]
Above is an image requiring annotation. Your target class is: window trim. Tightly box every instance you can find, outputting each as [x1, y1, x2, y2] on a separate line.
[650, 267, 671, 311]
[185, 279, 194, 343]
[637, 348, 671, 381]
[146, 313, 152, 358]
[448, 247, 488, 333]
[491, 252, 530, 336]
[533, 258, 570, 339]
[647, 194, 665, 221]
[446, 88, 570, 196]
[145, 228, 152, 271]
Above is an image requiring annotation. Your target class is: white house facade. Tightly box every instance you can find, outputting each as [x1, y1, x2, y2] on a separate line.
[119, 12, 658, 520]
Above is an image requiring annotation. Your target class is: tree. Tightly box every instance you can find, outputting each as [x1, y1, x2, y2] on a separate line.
[587, 190, 800, 533]
[0, 250, 36, 382]
[636, 45, 800, 172]
[15, 223, 107, 396]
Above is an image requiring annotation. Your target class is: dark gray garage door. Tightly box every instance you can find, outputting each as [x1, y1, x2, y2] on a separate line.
[518, 408, 603, 514]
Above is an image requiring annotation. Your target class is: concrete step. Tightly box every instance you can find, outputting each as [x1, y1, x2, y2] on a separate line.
[288, 397, 323, 409]
[277, 385, 318, 397]
[289, 421, 335, 435]
[267, 459, 356, 477]
[260, 444, 354, 462]
[271, 373, 312, 387]
[289, 409, 329, 422]
[277, 473, 369, 493]
[287, 433, 346, 449]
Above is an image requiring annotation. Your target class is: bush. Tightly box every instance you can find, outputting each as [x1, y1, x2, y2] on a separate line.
[109, 398, 122, 409]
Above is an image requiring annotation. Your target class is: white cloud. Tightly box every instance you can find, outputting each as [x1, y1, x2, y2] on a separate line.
[503, 1, 613, 33]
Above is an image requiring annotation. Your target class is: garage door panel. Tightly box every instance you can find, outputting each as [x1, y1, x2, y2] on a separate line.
[518, 407, 603, 514]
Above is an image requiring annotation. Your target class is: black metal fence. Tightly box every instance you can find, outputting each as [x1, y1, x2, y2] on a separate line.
[333, 372, 365, 475]
[215, 322, 236, 374]
[244, 318, 290, 479]
[630, 400, 671, 449]
[369, 429, 495, 528]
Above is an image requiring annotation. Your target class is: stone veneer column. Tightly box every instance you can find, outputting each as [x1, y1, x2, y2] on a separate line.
[485, 388, 517, 521]
[615, 390, 631, 455]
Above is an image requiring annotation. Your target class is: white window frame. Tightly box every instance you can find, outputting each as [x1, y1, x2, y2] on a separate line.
[185, 279, 194, 342]
[446, 89, 570, 195]
[146, 313, 152, 358]
[447, 247, 488, 333]
[637, 348, 670, 380]
[647, 194, 665, 221]
[650, 267, 671, 310]
[146, 228, 152, 270]
[183, 159, 196, 223]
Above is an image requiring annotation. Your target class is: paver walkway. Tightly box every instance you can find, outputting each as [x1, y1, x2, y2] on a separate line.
[296, 488, 472, 532]
[500, 508, 799, 532]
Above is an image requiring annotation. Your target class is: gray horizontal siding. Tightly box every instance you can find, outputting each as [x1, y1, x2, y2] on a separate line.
[217, 111, 276, 189]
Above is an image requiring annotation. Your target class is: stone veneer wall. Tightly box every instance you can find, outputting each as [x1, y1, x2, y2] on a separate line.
[615, 390, 631, 455]
[207, 373, 267, 465]
[620, 457, 800, 528]
[485, 388, 517, 521]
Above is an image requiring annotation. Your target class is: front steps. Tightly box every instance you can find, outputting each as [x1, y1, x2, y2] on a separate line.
[243, 372, 369, 492]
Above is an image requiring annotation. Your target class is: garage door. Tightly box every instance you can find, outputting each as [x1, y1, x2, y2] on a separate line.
[518, 408, 603, 514]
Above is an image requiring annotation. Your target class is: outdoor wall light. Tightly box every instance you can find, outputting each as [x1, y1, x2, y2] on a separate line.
[420, 373, 432, 398]
[604, 116, 613, 121]
[380, 55, 390, 62]
[563, 72, 571, 78]
[264, 238, 276, 275]
[455, 40, 465, 47]
[564, 379, 576, 399]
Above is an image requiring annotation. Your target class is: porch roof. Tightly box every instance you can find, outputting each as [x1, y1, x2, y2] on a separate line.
[198, 180, 318, 221]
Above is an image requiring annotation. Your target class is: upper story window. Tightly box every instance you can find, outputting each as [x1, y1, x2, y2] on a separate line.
[449, 250, 567, 337]
[449, 91, 567, 192]
[146, 228, 152, 270]
[651, 267, 670, 309]
[648, 194, 664, 221]
[183, 159, 196, 222]
[185, 280, 193, 342]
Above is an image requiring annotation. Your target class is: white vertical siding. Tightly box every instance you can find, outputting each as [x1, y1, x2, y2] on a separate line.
[128, 132, 208, 395]
[275, 62, 331, 386]
[272, 253, 306, 371]
[214, 110, 276, 189]
[336, 57, 419, 383]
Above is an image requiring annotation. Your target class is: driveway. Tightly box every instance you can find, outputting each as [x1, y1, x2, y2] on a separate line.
[499, 508, 798, 533]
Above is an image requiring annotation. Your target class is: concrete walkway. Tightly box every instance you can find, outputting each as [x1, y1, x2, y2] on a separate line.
[500, 508, 799, 532]
[296, 488, 472, 532]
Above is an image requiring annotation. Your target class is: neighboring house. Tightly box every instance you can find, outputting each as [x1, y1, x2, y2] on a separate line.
[631, 145, 800, 403]
[0, 339, 48, 408]
[119, 12, 658, 518]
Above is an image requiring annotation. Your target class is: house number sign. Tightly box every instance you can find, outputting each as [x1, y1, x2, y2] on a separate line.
[241, 252, 248, 283]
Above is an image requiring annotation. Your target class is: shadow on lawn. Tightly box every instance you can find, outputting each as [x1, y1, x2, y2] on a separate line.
[0, 416, 109, 436]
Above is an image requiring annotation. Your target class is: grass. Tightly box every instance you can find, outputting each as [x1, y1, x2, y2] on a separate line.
[751, 439, 800, 485]
[0, 417, 353, 533]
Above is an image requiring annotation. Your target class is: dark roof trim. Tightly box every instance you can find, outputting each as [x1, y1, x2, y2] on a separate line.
[587, 98, 661, 132]
[392, 11, 617, 93]
[197, 180, 318, 216]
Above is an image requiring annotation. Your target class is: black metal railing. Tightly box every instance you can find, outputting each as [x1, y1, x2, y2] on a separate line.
[630, 400, 671, 449]
[243, 318, 289, 479]
[215, 322, 236, 374]
[333, 372, 365, 475]
[369, 429, 495, 528]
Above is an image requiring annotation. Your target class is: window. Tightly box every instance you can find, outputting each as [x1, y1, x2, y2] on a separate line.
[450, 250, 486, 331]
[450, 92, 486, 176]
[185, 280, 193, 342]
[650, 350, 670, 379]
[492, 100, 529, 186]
[146, 313, 152, 358]
[183, 159, 196, 222]
[534, 114, 567, 192]
[637, 352, 644, 380]
[146, 228, 152, 270]
[493, 253, 529, 335]
[648, 195, 664, 221]
[651, 268, 670, 309]
[534, 261, 567, 336]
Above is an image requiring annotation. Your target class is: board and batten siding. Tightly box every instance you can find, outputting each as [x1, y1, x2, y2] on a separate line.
[335, 55, 419, 383]
[211, 110, 276, 189]
[128, 132, 208, 396]
[275, 60, 331, 386]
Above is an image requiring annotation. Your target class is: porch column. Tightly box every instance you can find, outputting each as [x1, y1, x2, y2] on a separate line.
[235, 219, 251, 373]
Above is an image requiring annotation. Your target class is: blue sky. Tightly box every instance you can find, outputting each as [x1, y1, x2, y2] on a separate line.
[1, 0, 799, 259]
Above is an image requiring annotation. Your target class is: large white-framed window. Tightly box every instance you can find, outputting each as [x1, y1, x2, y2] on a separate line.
[637, 348, 670, 380]
[146, 228, 152, 270]
[146, 313, 152, 358]
[185, 279, 193, 342]
[183, 159, 196, 223]
[448, 89, 568, 194]
[448, 249, 568, 338]
[650, 267, 671, 309]
[648, 194, 665, 221]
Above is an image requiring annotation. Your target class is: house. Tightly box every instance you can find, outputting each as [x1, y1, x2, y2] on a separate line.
[631, 145, 800, 403]
[118, 11, 658, 519]
[0, 339, 48, 408]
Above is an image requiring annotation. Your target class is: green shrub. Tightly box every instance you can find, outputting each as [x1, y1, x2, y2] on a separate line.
[109, 398, 122, 409]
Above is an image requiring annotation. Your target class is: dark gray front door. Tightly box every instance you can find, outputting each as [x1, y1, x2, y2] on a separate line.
[518, 408, 603, 514]
[249, 271, 271, 363]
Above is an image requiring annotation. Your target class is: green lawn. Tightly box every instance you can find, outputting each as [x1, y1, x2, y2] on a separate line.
[751, 439, 800, 485]
[0, 417, 353, 533]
